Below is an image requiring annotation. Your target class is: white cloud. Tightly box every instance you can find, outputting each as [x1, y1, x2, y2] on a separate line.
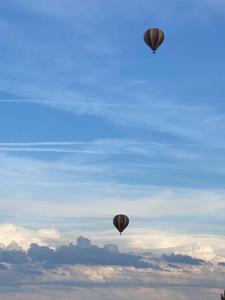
[0, 224, 60, 250]
[0, 0, 224, 152]
[191, 241, 215, 260]
[1, 149, 225, 221]
[2, 223, 225, 262]
[118, 229, 225, 261]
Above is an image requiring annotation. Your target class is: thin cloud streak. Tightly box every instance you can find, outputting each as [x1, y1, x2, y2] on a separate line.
[2, 95, 224, 151]
[0, 147, 119, 154]
[0, 99, 209, 108]
[0, 140, 191, 146]
[0, 139, 216, 151]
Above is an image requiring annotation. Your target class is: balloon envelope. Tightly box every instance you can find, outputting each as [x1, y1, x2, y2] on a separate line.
[113, 214, 129, 235]
[144, 28, 164, 53]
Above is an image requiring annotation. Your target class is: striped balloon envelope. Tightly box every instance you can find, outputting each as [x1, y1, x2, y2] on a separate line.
[113, 214, 129, 235]
[144, 28, 165, 53]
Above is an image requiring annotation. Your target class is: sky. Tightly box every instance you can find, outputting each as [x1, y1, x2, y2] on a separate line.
[0, 0, 225, 298]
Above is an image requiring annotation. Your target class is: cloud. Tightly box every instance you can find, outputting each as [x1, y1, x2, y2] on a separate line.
[0, 253, 223, 300]
[2, 91, 225, 154]
[0, 288, 220, 300]
[0, 0, 223, 148]
[27, 242, 155, 269]
[0, 250, 28, 264]
[2, 148, 225, 223]
[0, 235, 157, 268]
[162, 253, 203, 265]
[0, 0, 224, 179]
[0, 138, 190, 155]
[0, 235, 223, 299]
[0, 224, 60, 250]
[1, 225, 225, 263]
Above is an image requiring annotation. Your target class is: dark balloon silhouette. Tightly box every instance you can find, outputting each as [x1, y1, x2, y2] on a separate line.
[113, 214, 129, 235]
[144, 28, 164, 53]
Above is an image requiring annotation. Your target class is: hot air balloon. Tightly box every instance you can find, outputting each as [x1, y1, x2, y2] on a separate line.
[144, 28, 164, 53]
[113, 214, 129, 235]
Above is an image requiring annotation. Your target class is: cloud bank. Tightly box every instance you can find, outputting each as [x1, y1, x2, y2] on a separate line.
[0, 236, 223, 300]
[1, 224, 225, 263]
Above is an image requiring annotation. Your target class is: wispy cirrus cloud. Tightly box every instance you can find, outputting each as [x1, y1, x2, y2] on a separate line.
[0, 0, 224, 155]
[1, 146, 225, 225]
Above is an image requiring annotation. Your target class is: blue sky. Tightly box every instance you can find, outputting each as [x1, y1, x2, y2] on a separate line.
[1, 1, 225, 299]
[0, 0, 225, 251]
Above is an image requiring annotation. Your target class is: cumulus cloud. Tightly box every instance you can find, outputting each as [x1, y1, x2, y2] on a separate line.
[162, 253, 203, 265]
[0, 233, 213, 269]
[0, 224, 60, 250]
[4, 236, 154, 269]
[29, 243, 156, 268]
[1, 224, 225, 263]
[191, 241, 216, 261]
[0, 234, 223, 299]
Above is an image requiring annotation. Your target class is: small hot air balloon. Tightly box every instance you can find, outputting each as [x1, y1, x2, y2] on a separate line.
[113, 214, 129, 235]
[144, 28, 165, 53]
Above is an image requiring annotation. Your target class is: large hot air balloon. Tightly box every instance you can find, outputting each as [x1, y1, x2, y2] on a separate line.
[113, 214, 129, 235]
[144, 28, 164, 53]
